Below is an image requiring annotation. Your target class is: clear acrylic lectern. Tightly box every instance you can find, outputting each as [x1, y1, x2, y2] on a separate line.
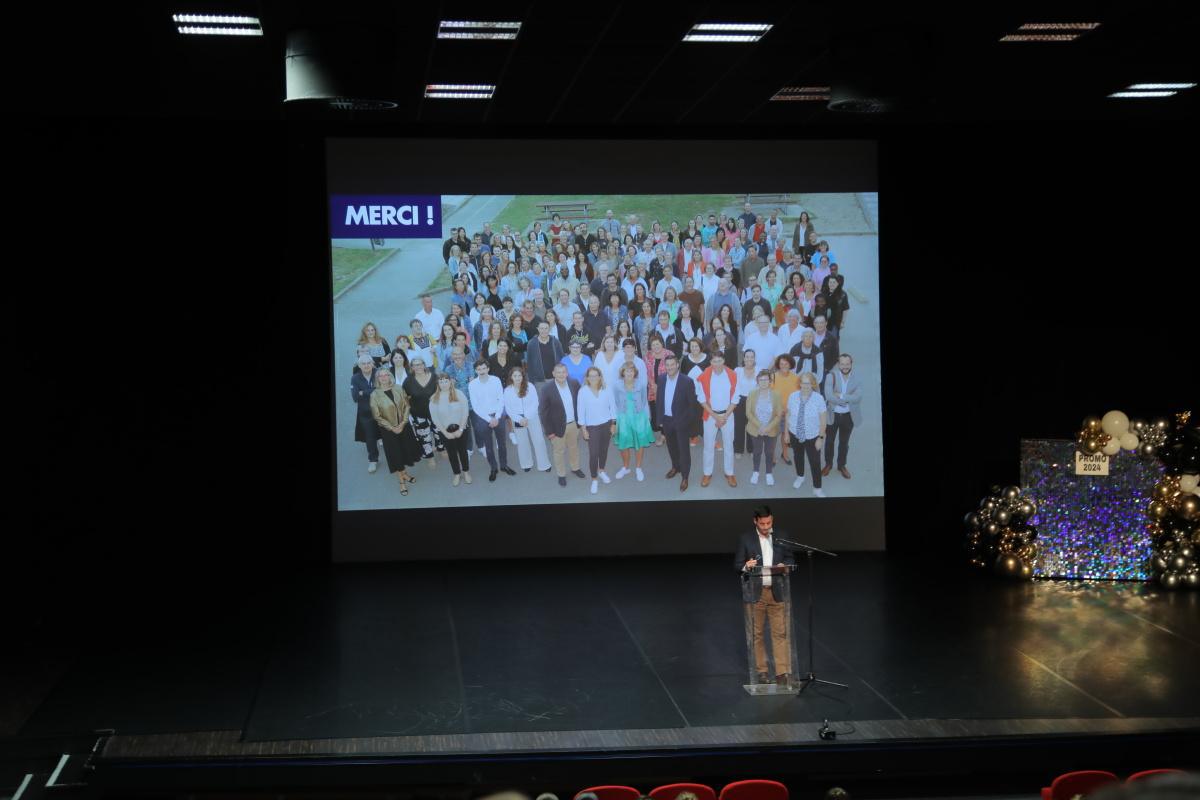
[741, 565, 800, 696]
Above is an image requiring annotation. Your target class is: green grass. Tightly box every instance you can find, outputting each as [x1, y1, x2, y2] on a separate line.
[491, 194, 745, 236]
[489, 193, 873, 237]
[422, 266, 453, 295]
[331, 246, 397, 295]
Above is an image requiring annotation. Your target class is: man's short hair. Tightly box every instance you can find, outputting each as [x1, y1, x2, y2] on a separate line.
[474, 358, 490, 369]
[664, 353, 678, 362]
[753, 505, 772, 520]
[840, 353, 853, 363]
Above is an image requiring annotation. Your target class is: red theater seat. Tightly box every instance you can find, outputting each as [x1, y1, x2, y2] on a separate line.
[1040, 770, 1119, 800]
[1126, 769, 1185, 783]
[575, 786, 642, 800]
[650, 783, 717, 800]
[719, 780, 788, 800]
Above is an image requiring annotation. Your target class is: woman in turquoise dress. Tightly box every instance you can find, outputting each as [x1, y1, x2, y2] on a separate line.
[612, 362, 655, 482]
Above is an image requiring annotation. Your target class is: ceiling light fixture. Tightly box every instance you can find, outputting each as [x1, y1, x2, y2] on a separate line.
[1126, 83, 1196, 91]
[425, 84, 496, 99]
[173, 13, 262, 36]
[438, 20, 521, 40]
[771, 86, 831, 101]
[684, 23, 772, 43]
[1000, 22, 1099, 42]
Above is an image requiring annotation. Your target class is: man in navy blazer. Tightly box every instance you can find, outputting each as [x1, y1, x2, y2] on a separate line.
[537, 363, 586, 487]
[734, 505, 797, 684]
[655, 352, 699, 491]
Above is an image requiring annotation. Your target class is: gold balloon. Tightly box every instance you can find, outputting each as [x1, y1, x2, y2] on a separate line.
[1019, 563, 1034, 580]
[1180, 496, 1200, 521]
[1149, 501, 1169, 520]
[1161, 572, 1180, 590]
[1083, 416, 1103, 433]
[995, 554, 1022, 578]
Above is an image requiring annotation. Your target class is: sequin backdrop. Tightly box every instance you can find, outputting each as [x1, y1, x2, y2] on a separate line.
[1020, 439, 1162, 579]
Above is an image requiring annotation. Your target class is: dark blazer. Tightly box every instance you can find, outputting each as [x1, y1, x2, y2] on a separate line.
[537, 378, 582, 438]
[654, 371, 698, 429]
[734, 530, 797, 602]
[524, 335, 565, 384]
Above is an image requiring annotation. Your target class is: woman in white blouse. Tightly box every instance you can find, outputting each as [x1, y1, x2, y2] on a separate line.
[577, 366, 617, 495]
[593, 334, 622, 387]
[503, 367, 551, 473]
[784, 370, 828, 497]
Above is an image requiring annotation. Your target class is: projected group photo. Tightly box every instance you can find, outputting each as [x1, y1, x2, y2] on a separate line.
[333, 192, 882, 510]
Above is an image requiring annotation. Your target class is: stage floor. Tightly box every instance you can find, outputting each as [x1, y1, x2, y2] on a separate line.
[16, 554, 1200, 762]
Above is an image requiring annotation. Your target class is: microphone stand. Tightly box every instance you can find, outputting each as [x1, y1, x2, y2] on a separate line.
[773, 537, 847, 694]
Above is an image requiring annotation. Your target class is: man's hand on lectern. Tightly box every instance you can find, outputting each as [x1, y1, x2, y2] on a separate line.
[744, 557, 758, 571]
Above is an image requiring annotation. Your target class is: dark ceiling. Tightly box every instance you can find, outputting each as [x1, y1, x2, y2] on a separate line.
[21, 1, 1200, 124]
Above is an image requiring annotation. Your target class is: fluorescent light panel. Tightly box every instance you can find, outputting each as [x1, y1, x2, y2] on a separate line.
[438, 20, 521, 40]
[1127, 83, 1195, 90]
[1109, 82, 1195, 99]
[684, 22, 772, 43]
[1001, 33, 1080, 41]
[1108, 91, 1176, 98]
[1018, 22, 1100, 30]
[1001, 22, 1099, 42]
[173, 13, 262, 35]
[424, 84, 495, 99]
[771, 85, 830, 101]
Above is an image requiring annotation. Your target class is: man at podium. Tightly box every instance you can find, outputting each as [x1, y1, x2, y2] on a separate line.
[735, 505, 797, 685]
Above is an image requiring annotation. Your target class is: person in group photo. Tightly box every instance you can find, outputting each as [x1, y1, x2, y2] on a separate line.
[772, 354, 801, 466]
[468, 358, 515, 482]
[577, 365, 618, 495]
[402, 357, 444, 469]
[656, 352, 699, 492]
[696, 348, 740, 488]
[387, 349, 409, 389]
[525, 319, 565, 384]
[612, 360, 654, 482]
[370, 368, 421, 495]
[538, 362, 586, 487]
[593, 334, 623, 388]
[357, 322, 391, 367]
[429, 372, 472, 486]
[784, 370, 828, 497]
[560, 338, 593, 385]
[351, 355, 381, 473]
[732, 346, 758, 460]
[745, 368, 783, 486]
[503, 366, 552, 473]
[823, 352, 861, 481]
[488, 337, 520, 387]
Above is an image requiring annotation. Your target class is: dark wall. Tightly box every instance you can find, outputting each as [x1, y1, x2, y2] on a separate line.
[10, 119, 1196, 619]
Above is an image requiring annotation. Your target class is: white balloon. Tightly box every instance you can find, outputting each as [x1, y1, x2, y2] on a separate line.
[1181, 473, 1200, 493]
[1119, 432, 1140, 450]
[1102, 438, 1121, 456]
[1101, 410, 1130, 437]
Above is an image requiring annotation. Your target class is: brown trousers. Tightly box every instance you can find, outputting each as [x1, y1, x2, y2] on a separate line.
[750, 590, 791, 676]
[550, 422, 581, 476]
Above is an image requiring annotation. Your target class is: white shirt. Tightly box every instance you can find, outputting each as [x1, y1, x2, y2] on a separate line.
[555, 381, 575, 425]
[468, 375, 505, 421]
[503, 384, 540, 425]
[743, 329, 782, 367]
[655, 276, 683, 300]
[663, 374, 679, 416]
[606, 354, 646, 388]
[759, 533, 775, 587]
[414, 307, 445, 337]
[777, 322, 811, 353]
[696, 368, 735, 412]
[594, 351, 622, 382]
[832, 369, 852, 414]
[786, 390, 828, 442]
[576, 386, 616, 426]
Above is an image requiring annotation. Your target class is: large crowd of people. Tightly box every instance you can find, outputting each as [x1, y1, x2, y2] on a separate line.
[348, 202, 866, 498]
